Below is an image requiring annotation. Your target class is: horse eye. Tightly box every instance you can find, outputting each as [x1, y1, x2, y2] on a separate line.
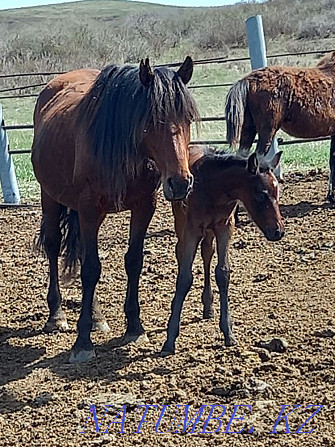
[143, 129, 148, 133]
[255, 192, 267, 203]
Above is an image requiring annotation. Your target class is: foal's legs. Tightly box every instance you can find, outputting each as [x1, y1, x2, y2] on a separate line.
[214, 220, 237, 347]
[41, 190, 68, 332]
[123, 197, 156, 342]
[70, 203, 106, 363]
[201, 231, 215, 319]
[327, 135, 335, 203]
[161, 225, 201, 355]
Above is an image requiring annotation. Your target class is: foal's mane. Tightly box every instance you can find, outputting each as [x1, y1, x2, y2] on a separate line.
[78, 63, 199, 209]
[192, 146, 272, 173]
[192, 146, 248, 172]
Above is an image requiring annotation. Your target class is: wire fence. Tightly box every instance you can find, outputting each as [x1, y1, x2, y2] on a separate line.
[1, 47, 334, 152]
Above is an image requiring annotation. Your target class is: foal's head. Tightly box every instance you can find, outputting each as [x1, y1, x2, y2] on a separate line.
[241, 152, 285, 241]
[139, 57, 199, 201]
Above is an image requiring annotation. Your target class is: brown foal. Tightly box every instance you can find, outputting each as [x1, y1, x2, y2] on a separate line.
[162, 145, 285, 355]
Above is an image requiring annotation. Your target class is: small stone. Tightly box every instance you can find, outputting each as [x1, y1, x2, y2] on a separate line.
[313, 328, 335, 338]
[247, 378, 273, 394]
[256, 337, 288, 353]
[33, 392, 53, 406]
[258, 349, 271, 362]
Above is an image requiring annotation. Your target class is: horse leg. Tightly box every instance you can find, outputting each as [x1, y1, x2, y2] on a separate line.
[255, 125, 278, 157]
[161, 228, 200, 355]
[41, 191, 69, 332]
[327, 135, 335, 203]
[123, 197, 156, 343]
[91, 292, 110, 332]
[214, 220, 237, 347]
[201, 231, 215, 319]
[238, 107, 256, 155]
[69, 204, 106, 363]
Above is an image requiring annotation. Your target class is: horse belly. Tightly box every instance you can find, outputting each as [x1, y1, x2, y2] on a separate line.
[281, 105, 335, 138]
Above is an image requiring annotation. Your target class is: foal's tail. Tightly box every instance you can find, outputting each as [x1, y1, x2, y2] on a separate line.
[35, 206, 81, 277]
[225, 79, 250, 147]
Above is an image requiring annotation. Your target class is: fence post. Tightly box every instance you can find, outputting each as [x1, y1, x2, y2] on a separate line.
[245, 15, 283, 179]
[0, 104, 20, 204]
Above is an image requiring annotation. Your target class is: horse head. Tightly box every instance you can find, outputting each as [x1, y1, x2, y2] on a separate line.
[241, 152, 285, 241]
[139, 56, 197, 201]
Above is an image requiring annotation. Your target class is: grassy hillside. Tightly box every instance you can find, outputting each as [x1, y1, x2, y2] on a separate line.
[1, 0, 182, 23]
[0, 0, 334, 200]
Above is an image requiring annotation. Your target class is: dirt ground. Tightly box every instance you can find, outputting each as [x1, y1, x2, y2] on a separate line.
[1, 171, 335, 446]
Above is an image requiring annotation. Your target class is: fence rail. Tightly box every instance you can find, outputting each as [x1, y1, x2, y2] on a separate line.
[1, 48, 334, 98]
[0, 31, 333, 203]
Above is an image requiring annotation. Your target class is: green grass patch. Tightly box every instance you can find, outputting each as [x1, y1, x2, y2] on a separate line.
[1, 65, 331, 203]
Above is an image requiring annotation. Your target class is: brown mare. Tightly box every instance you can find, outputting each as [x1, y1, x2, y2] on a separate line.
[161, 146, 285, 355]
[31, 57, 199, 363]
[225, 51, 335, 201]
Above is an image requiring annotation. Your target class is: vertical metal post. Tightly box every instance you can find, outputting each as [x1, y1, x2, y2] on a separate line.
[0, 104, 20, 203]
[245, 15, 282, 179]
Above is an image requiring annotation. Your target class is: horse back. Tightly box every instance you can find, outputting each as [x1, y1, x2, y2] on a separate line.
[246, 65, 335, 137]
[33, 69, 100, 126]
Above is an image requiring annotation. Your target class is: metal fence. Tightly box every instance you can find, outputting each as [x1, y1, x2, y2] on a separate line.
[1, 47, 333, 154]
[0, 14, 334, 204]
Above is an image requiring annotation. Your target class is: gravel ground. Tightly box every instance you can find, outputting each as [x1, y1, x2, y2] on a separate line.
[1, 171, 335, 446]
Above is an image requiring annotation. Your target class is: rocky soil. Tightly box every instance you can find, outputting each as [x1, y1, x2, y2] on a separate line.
[1, 172, 335, 446]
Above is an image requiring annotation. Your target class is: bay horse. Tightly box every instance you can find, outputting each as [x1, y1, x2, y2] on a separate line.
[31, 57, 199, 363]
[161, 146, 284, 355]
[225, 51, 335, 201]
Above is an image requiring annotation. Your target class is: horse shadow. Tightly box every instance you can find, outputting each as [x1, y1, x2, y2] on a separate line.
[0, 324, 131, 393]
[280, 200, 334, 219]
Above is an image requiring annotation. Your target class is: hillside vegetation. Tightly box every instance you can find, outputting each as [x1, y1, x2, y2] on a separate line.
[1, 0, 334, 199]
[1, 0, 334, 75]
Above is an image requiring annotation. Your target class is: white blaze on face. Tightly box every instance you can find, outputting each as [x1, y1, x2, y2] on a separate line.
[269, 171, 280, 202]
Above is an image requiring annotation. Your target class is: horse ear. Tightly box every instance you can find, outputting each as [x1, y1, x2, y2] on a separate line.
[177, 56, 193, 85]
[247, 152, 259, 175]
[139, 58, 154, 87]
[270, 151, 283, 170]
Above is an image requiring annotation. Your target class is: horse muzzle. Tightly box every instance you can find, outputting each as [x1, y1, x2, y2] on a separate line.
[163, 174, 194, 201]
[263, 227, 285, 242]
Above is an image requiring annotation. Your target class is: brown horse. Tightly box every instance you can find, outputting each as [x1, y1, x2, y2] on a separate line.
[161, 146, 284, 355]
[225, 51, 335, 201]
[32, 57, 199, 363]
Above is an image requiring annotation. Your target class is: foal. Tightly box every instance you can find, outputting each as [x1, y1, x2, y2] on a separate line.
[161, 146, 285, 355]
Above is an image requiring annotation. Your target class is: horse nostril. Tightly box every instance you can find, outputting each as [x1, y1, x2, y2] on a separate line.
[167, 177, 174, 192]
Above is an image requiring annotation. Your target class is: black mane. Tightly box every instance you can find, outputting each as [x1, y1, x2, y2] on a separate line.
[192, 146, 248, 172]
[78, 63, 199, 209]
[192, 146, 273, 173]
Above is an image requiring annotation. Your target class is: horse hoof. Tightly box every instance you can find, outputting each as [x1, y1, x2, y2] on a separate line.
[123, 333, 149, 344]
[225, 336, 238, 347]
[69, 349, 96, 363]
[327, 193, 335, 204]
[160, 342, 175, 356]
[92, 320, 110, 332]
[203, 309, 214, 320]
[44, 319, 69, 333]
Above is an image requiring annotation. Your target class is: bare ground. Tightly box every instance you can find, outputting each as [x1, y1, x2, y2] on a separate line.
[1, 171, 335, 446]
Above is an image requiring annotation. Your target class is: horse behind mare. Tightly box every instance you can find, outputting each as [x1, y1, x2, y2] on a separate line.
[32, 57, 199, 363]
[161, 146, 285, 355]
[225, 51, 335, 201]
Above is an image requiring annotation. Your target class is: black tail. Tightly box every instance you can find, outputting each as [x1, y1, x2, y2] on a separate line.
[225, 79, 250, 147]
[35, 206, 81, 276]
